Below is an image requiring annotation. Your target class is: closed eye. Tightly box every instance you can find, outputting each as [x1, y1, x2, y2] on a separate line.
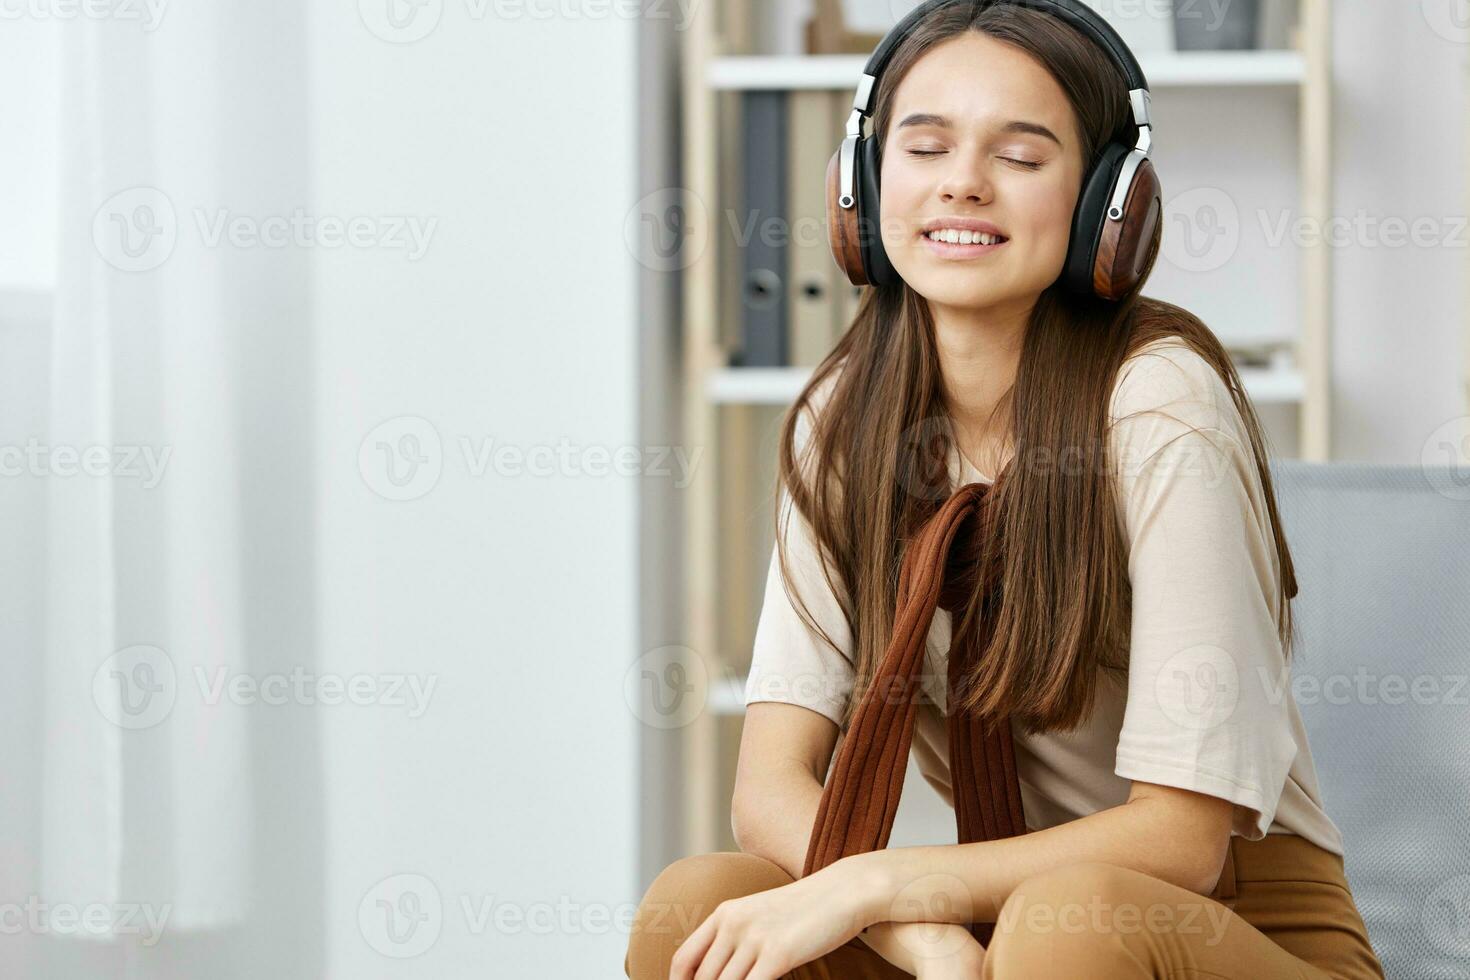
[907, 150, 1043, 171]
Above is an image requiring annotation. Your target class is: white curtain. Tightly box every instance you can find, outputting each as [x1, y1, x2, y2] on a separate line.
[2, 5, 321, 977]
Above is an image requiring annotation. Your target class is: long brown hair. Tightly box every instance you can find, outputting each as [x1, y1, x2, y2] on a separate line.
[773, 0, 1298, 737]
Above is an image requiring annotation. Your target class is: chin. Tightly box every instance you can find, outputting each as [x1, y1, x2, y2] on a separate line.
[898, 265, 1015, 309]
[929, 284, 1009, 310]
[899, 251, 1065, 312]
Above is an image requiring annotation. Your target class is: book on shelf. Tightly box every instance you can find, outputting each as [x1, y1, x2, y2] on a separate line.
[787, 89, 836, 367]
[732, 89, 788, 367]
[728, 89, 860, 371]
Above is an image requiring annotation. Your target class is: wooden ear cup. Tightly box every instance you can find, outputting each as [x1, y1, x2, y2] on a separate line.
[826, 147, 870, 286]
[1062, 140, 1162, 301]
[1091, 157, 1161, 301]
[826, 136, 898, 288]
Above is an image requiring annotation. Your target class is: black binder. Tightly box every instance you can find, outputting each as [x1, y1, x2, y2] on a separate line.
[734, 90, 788, 367]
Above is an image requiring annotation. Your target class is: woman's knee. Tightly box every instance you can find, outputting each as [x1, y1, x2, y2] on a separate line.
[983, 862, 1144, 977]
[624, 852, 793, 979]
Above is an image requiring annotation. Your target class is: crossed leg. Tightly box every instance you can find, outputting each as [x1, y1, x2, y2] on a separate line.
[627, 852, 1377, 979]
[982, 860, 1365, 979]
[625, 852, 912, 980]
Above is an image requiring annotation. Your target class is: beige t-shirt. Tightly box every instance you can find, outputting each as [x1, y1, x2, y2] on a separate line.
[743, 337, 1345, 856]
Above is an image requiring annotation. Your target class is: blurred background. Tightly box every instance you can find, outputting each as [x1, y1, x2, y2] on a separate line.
[0, 0, 1467, 976]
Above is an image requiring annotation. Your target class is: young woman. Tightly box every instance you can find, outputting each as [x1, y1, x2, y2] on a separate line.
[625, 3, 1385, 978]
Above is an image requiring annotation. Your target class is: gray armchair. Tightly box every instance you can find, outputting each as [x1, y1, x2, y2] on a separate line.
[885, 460, 1470, 977]
[1272, 461, 1470, 980]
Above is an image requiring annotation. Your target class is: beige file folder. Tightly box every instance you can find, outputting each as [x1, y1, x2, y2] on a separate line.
[788, 90, 842, 368]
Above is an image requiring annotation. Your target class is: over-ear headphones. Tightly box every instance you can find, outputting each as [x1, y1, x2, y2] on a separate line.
[826, 0, 1162, 301]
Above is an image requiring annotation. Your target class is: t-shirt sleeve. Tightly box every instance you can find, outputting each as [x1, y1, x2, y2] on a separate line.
[743, 383, 856, 728]
[1108, 342, 1299, 841]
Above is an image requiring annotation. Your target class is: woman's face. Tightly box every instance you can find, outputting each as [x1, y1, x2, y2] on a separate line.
[879, 32, 1087, 314]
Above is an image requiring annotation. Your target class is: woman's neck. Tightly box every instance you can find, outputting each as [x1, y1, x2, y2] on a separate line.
[931, 300, 1030, 466]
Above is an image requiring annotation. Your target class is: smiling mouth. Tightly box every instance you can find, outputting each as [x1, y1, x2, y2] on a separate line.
[919, 229, 1010, 257]
[923, 229, 1008, 246]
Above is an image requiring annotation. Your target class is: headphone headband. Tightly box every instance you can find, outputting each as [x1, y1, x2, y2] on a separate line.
[837, 0, 1154, 223]
[857, 0, 1150, 115]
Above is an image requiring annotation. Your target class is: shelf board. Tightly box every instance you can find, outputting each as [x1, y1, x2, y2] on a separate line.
[708, 362, 1304, 406]
[707, 366, 815, 404]
[708, 50, 1305, 91]
[1238, 363, 1306, 403]
[709, 673, 747, 716]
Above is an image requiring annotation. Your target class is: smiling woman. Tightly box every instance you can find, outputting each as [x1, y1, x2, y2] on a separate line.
[625, 2, 1385, 979]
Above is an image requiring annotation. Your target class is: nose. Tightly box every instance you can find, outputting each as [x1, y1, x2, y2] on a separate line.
[936, 151, 994, 206]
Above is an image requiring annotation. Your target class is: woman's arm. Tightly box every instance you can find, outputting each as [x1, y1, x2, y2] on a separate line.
[734, 704, 983, 974]
[838, 781, 1235, 932]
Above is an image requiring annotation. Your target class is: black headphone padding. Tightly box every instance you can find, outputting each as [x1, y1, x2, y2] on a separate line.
[856, 135, 897, 287]
[1063, 142, 1131, 296]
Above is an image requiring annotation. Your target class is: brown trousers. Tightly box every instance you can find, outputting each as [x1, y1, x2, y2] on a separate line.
[624, 832, 1385, 979]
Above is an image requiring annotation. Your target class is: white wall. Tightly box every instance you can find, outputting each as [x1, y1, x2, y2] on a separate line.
[0, 20, 59, 292]
[1146, 4, 1470, 463]
[1329, 5, 1468, 462]
[307, 8, 641, 975]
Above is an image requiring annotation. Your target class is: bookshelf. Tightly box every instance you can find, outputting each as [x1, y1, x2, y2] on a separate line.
[677, 1, 1334, 856]
[709, 49, 1308, 90]
[707, 358, 1305, 406]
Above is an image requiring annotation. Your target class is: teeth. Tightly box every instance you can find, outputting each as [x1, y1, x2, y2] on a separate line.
[927, 229, 1004, 245]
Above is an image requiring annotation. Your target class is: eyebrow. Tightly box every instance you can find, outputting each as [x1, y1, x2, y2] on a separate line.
[895, 112, 1062, 147]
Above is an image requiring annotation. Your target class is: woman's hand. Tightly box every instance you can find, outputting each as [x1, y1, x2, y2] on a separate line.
[667, 859, 875, 979]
